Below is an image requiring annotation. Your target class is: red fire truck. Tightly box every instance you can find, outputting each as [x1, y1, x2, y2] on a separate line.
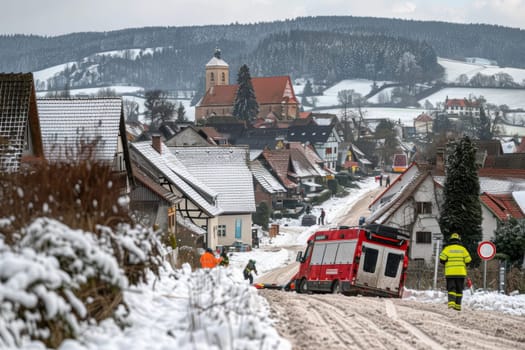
[292, 224, 410, 298]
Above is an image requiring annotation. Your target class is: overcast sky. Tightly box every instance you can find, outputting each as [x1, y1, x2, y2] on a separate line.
[2, 0, 525, 36]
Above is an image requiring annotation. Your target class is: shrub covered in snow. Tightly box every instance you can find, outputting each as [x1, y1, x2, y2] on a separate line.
[0, 217, 165, 348]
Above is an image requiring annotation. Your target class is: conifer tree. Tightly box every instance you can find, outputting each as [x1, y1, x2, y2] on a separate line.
[176, 102, 186, 122]
[439, 135, 482, 265]
[494, 218, 525, 267]
[233, 64, 259, 121]
[303, 80, 314, 96]
[478, 106, 493, 140]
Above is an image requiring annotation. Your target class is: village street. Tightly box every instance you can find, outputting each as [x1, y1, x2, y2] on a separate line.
[261, 289, 525, 350]
[256, 178, 525, 350]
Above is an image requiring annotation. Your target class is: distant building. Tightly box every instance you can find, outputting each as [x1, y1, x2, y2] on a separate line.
[414, 113, 433, 135]
[445, 97, 481, 117]
[196, 49, 299, 123]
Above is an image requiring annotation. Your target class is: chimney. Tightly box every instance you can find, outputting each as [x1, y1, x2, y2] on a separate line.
[152, 135, 162, 154]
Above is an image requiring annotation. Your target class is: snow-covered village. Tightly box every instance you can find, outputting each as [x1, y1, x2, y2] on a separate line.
[2, 1, 525, 349]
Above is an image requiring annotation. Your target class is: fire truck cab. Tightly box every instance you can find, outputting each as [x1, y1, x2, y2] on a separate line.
[294, 224, 409, 298]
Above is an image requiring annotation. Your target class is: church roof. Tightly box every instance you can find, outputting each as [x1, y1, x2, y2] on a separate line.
[199, 76, 298, 106]
[206, 56, 229, 67]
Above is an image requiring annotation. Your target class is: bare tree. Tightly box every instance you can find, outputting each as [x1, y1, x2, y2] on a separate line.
[124, 100, 140, 122]
[96, 87, 117, 97]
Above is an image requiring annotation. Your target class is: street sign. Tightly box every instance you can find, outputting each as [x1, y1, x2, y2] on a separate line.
[477, 241, 496, 260]
[432, 233, 443, 240]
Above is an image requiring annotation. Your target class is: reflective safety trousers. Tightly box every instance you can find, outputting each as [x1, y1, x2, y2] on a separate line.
[439, 244, 472, 277]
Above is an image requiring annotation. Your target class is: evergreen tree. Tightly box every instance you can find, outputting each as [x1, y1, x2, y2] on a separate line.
[252, 202, 270, 230]
[303, 79, 314, 96]
[374, 119, 399, 166]
[232, 64, 259, 121]
[478, 106, 493, 140]
[439, 136, 482, 265]
[176, 102, 187, 122]
[494, 218, 525, 267]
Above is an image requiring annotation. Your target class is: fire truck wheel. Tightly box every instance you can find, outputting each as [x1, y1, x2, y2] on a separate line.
[331, 280, 341, 294]
[299, 278, 308, 294]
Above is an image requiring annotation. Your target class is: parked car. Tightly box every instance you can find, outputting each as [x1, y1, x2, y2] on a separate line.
[301, 214, 317, 226]
[227, 241, 252, 252]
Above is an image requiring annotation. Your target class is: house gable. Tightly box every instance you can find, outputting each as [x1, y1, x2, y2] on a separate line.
[0, 73, 44, 171]
[38, 98, 122, 162]
[169, 146, 256, 213]
[130, 141, 221, 217]
[480, 192, 525, 221]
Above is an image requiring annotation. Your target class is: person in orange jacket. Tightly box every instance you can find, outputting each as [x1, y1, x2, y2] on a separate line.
[200, 248, 220, 268]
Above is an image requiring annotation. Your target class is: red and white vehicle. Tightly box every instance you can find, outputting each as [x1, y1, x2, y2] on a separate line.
[392, 153, 408, 173]
[292, 224, 410, 298]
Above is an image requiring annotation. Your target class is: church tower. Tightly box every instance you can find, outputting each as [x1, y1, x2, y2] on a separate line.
[205, 48, 229, 93]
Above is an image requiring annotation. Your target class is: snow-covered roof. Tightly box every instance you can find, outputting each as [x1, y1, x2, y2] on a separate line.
[250, 160, 286, 194]
[513, 191, 525, 214]
[249, 149, 263, 161]
[289, 146, 327, 178]
[206, 56, 228, 67]
[367, 166, 429, 224]
[38, 98, 123, 162]
[170, 146, 256, 213]
[434, 176, 525, 194]
[501, 140, 516, 154]
[131, 142, 221, 216]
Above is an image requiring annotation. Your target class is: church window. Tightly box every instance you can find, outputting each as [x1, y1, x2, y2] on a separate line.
[210, 72, 215, 81]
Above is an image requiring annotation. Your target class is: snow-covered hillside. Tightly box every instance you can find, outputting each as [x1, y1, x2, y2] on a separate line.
[438, 57, 525, 84]
[30, 53, 525, 126]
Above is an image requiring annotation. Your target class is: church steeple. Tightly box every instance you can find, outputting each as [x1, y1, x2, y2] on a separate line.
[205, 48, 229, 93]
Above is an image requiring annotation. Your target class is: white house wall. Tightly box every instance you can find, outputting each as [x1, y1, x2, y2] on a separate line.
[481, 206, 499, 241]
[380, 176, 442, 263]
[215, 213, 253, 247]
[207, 216, 220, 251]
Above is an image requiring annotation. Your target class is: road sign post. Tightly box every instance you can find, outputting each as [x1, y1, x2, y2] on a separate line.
[433, 234, 443, 290]
[477, 241, 496, 290]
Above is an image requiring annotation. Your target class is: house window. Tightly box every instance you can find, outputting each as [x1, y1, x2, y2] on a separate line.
[416, 231, 432, 244]
[416, 202, 432, 215]
[168, 207, 176, 233]
[235, 219, 242, 239]
[325, 148, 332, 155]
[384, 253, 403, 278]
[218, 224, 226, 237]
[363, 247, 378, 273]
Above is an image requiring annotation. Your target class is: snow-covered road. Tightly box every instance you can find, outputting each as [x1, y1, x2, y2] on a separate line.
[254, 177, 525, 349]
[262, 289, 525, 350]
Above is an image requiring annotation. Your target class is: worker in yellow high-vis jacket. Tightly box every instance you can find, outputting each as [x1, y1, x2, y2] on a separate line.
[439, 233, 472, 311]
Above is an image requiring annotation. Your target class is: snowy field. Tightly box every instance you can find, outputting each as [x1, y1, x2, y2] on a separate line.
[438, 57, 525, 84]
[311, 106, 428, 126]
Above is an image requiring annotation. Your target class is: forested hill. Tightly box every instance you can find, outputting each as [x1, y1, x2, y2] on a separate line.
[0, 16, 523, 90]
[247, 31, 442, 83]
